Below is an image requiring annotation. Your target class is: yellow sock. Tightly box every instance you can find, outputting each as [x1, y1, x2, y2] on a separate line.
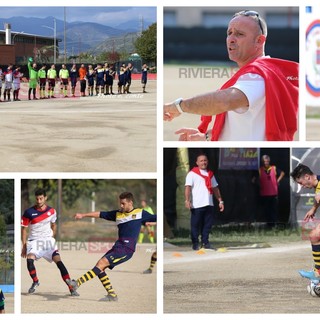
[77, 266, 100, 287]
[138, 232, 144, 244]
[98, 272, 117, 297]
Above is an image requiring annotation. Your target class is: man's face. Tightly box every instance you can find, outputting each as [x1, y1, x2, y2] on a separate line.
[35, 195, 47, 209]
[295, 174, 315, 189]
[119, 198, 133, 213]
[226, 15, 264, 67]
[196, 155, 208, 170]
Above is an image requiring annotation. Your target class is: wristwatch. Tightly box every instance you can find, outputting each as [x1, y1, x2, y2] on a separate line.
[174, 98, 184, 113]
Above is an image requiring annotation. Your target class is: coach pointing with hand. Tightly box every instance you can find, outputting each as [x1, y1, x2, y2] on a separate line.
[163, 10, 298, 141]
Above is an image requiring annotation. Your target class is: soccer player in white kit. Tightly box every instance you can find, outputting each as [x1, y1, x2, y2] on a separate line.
[21, 188, 78, 296]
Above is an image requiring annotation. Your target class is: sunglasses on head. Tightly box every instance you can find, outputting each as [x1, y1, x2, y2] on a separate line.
[233, 10, 265, 35]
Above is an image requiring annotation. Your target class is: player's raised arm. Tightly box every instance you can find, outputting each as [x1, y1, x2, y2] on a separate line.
[74, 212, 101, 220]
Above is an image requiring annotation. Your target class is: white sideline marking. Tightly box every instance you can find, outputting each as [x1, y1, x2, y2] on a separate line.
[164, 243, 310, 265]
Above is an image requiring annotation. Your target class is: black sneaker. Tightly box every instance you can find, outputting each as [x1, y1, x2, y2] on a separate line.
[202, 243, 216, 250]
[28, 281, 40, 294]
[192, 244, 200, 250]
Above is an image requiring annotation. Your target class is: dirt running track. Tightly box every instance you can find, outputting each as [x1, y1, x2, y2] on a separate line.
[164, 241, 320, 313]
[21, 243, 156, 313]
[0, 80, 156, 172]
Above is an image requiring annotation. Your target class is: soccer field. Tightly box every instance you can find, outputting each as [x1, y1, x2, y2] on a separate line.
[21, 243, 156, 313]
[164, 241, 319, 313]
[0, 79, 156, 172]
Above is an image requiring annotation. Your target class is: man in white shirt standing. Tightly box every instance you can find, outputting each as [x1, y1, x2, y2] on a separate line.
[185, 154, 224, 250]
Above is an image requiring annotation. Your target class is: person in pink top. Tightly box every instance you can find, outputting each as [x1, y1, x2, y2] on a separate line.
[258, 154, 285, 228]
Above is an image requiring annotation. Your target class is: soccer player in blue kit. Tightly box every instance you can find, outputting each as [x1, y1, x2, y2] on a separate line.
[68, 191, 157, 301]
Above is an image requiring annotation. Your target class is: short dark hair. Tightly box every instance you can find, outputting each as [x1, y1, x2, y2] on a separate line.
[34, 188, 46, 197]
[119, 192, 134, 202]
[290, 164, 314, 181]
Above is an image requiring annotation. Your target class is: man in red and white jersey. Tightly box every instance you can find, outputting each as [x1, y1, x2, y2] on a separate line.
[21, 188, 78, 296]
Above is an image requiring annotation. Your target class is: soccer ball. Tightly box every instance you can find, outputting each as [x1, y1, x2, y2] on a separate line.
[307, 281, 320, 297]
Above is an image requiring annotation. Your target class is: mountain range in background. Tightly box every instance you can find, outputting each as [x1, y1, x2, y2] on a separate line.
[0, 15, 154, 55]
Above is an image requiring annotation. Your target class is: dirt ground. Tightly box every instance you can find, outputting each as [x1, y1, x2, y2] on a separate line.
[164, 241, 320, 314]
[3, 293, 13, 314]
[163, 64, 299, 141]
[21, 243, 156, 313]
[306, 119, 320, 140]
[0, 79, 156, 172]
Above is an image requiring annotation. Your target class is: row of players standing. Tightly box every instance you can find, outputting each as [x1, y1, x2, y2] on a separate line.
[0, 60, 155, 101]
[27, 60, 155, 100]
[0, 64, 24, 101]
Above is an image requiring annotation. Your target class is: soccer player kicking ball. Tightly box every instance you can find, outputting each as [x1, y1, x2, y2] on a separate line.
[291, 164, 320, 296]
[21, 188, 79, 296]
[68, 191, 157, 301]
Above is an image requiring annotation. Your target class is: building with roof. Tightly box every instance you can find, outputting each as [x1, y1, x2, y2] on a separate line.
[0, 23, 60, 65]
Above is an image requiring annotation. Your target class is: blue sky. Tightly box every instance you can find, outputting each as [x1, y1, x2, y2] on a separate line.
[0, 6, 157, 27]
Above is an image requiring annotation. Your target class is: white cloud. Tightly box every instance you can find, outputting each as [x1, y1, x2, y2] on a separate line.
[0, 6, 156, 26]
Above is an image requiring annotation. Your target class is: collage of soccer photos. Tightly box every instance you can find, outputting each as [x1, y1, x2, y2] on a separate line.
[1, 3, 320, 320]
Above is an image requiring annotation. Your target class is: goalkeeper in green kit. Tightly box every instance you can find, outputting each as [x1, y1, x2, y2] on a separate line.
[28, 57, 38, 100]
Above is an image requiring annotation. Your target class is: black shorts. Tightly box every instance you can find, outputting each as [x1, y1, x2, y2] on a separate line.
[103, 245, 133, 270]
[48, 79, 55, 88]
[39, 78, 46, 89]
[96, 78, 104, 87]
[61, 79, 68, 86]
